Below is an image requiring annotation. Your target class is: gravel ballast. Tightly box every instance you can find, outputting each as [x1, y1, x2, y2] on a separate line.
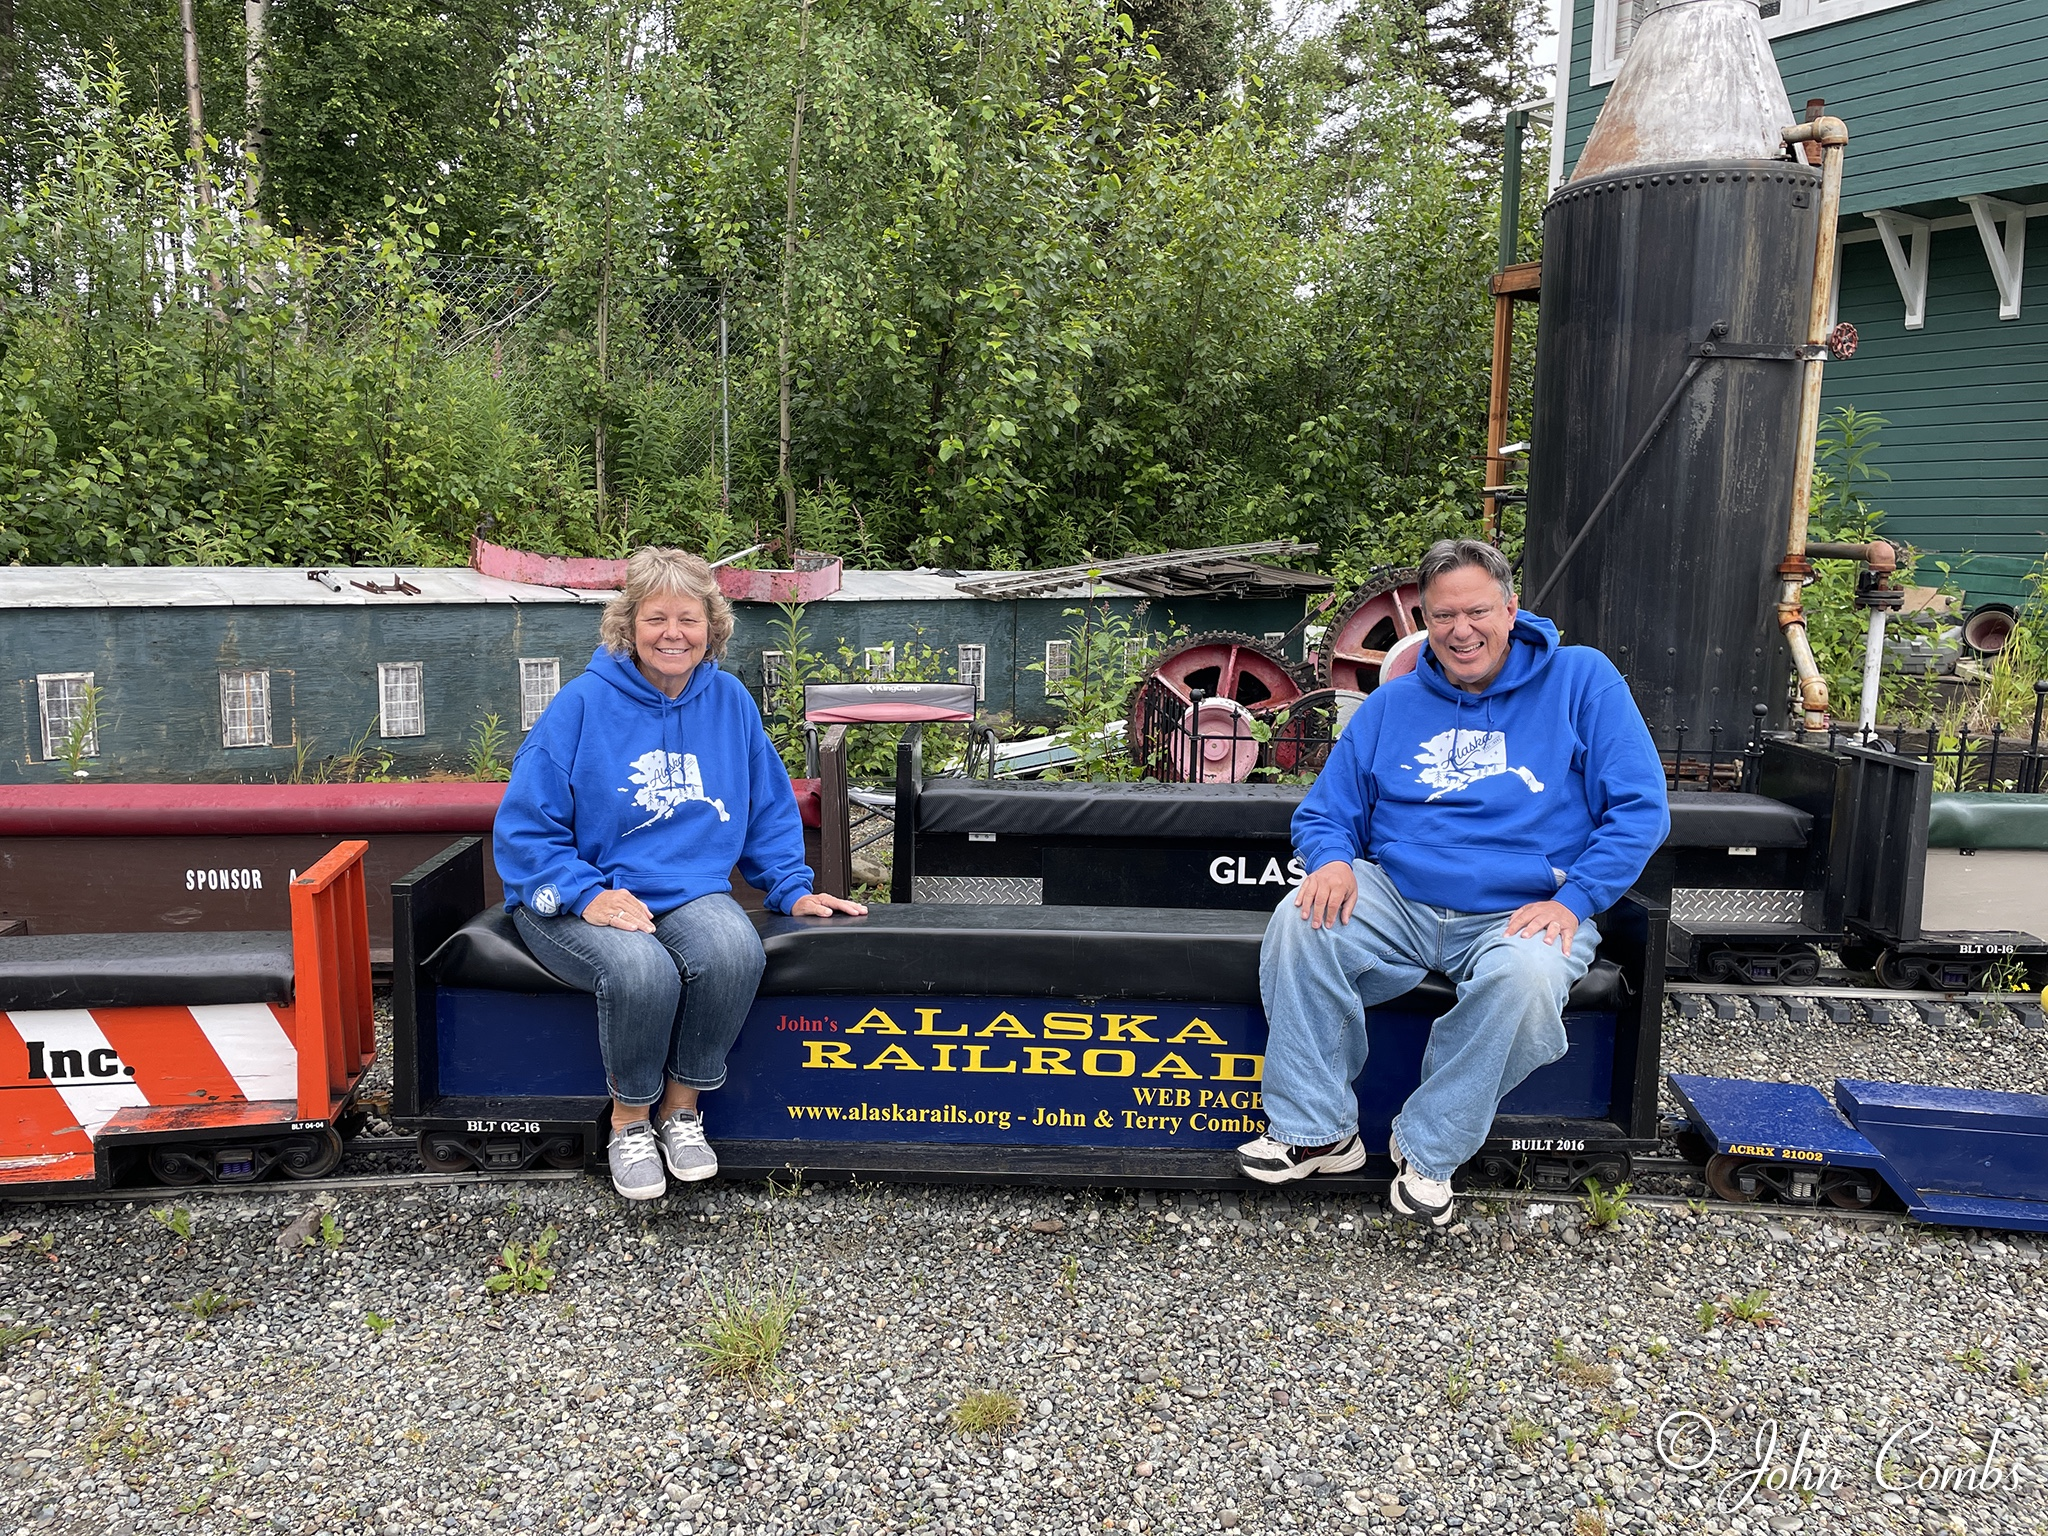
[5, 998, 2048, 1536]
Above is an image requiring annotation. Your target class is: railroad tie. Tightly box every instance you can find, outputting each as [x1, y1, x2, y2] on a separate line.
[1821, 999, 1858, 1026]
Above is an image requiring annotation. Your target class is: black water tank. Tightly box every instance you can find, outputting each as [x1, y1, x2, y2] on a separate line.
[1521, 0, 1819, 752]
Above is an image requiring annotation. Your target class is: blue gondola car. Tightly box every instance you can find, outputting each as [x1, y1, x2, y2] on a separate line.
[1671, 1072, 2048, 1232]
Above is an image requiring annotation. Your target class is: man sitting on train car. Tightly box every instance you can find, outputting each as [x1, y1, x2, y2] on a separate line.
[1240, 538, 1669, 1225]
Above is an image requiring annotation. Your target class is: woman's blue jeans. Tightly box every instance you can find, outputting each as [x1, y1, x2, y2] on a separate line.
[514, 893, 766, 1106]
[1258, 859, 1598, 1181]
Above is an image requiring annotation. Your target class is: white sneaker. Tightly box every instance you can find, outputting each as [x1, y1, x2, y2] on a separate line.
[1237, 1132, 1367, 1184]
[607, 1119, 667, 1201]
[1386, 1134, 1454, 1226]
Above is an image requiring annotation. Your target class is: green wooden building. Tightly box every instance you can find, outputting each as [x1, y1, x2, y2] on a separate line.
[0, 567, 1310, 784]
[1552, 0, 2047, 608]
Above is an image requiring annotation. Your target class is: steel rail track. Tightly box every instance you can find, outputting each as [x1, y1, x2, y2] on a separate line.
[1668, 979, 2042, 1006]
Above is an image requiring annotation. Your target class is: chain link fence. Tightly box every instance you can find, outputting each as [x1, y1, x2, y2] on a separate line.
[313, 252, 737, 500]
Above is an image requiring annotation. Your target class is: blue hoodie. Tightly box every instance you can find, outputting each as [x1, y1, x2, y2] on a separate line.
[494, 647, 813, 918]
[1292, 612, 1669, 920]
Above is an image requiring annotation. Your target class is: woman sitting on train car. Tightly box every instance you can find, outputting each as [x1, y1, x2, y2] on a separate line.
[494, 546, 865, 1201]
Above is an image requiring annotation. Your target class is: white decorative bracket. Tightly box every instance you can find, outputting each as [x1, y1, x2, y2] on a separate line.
[1962, 194, 2027, 320]
[1870, 209, 1931, 330]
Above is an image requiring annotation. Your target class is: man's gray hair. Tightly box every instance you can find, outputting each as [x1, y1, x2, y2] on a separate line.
[1417, 538, 1515, 602]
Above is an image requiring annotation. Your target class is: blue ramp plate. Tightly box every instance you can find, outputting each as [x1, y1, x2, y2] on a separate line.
[1668, 1074, 1884, 1163]
[1838, 1078, 2048, 1199]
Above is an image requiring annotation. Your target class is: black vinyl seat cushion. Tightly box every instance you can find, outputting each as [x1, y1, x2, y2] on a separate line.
[429, 903, 1628, 1015]
[1663, 792, 1811, 848]
[917, 780, 1307, 841]
[0, 932, 295, 1011]
[922, 777, 1811, 855]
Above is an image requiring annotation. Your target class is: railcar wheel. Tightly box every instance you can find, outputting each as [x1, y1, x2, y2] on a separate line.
[148, 1149, 212, 1186]
[279, 1129, 345, 1180]
[539, 1136, 588, 1170]
[1821, 1169, 1880, 1210]
[1315, 569, 1426, 692]
[1704, 1154, 1762, 1203]
[1127, 632, 1312, 782]
[1875, 951, 1922, 990]
[419, 1133, 476, 1173]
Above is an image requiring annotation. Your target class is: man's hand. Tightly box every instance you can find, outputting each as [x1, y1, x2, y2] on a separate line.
[791, 892, 868, 919]
[1506, 899, 1579, 948]
[582, 889, 656, 933]
[1292, 860, 1358, 930]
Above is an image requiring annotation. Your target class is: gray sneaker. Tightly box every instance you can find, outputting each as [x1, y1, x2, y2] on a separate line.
[656, 1107, 719, 1183]
[607, 1119, 667, 1201]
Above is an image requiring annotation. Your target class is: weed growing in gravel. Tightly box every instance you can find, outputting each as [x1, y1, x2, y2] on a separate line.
[1581, 1181, 1634, 1230]
[1060, 1255, 1079, 1295]
[1446, 1359, 1475, 1408]
[365, 1312, 396, 1337]
[318, 1212, 345, 1248]
[1718, 1288, 1780, 1327]
[1550, 1340, 1615, 1389]
[486, 1226, 560, 1295]
[2013, 1358, 2040, 1395]
[0, 1321, 50, 1357]
[1507, 1416, 1545, 1452]
[1951, 1344, 1989, 1374]
[1573, 1506, 1611, 1535]
[686, 1274, 802, 1382]
[149, 1206, 193, 1242]
[179, 1287, 247, 1323]
[952, 1389, 1024, 1435]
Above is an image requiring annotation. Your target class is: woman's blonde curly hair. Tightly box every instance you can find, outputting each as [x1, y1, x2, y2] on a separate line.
[598, 547, 735, 659]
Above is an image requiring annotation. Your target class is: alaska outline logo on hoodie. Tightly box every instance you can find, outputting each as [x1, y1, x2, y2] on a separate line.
[1409, 728, 1546, 803]
[623, 748, 730, 833]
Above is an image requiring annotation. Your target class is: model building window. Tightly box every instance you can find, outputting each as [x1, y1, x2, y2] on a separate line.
[1043, 639, 1073, 692]
[518, 657, 561, 730]
[956, 643, 986, 701]
[1124, 636, 1150, 671]
[863, 644, 896, 680]
[378, 662, 426, 738]
[760, 649, 788, 699]
[36, 673, 97, 761]
[219, 670, 272, 748]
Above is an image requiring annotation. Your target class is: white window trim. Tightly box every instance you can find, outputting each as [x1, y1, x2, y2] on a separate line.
[862, 644, 896, 680]
[1588, 0, 1934, 87]
[518, 657, 561, 731]
[218, 669, 273, 749]
[760, 650, 788, 695]
[1043, 639, 1073, 691]
[956, 643, 987, 702]
[378, 661, 426, 739]
[36, 672, 97, 761]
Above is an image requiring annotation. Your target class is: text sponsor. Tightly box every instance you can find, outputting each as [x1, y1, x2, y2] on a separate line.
[186, 867, 265, 891]
[783, 1099, 1267, 1138]
[22, 1042, 134, 1081]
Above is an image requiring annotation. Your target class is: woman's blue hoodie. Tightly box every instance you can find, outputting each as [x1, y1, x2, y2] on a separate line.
[1292, 613, 1669, 921]
[494, 647, 813, 918]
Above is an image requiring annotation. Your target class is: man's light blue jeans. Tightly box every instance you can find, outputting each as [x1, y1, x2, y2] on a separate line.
[1259, 860, 1598, 1181]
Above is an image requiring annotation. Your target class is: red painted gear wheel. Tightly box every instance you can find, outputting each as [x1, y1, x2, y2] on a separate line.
[1126, 632, 1311, 779]
[1316, 568, 1426, 692]
[1137, 632, 1309, 714]
[1266, 688, 1348, 775]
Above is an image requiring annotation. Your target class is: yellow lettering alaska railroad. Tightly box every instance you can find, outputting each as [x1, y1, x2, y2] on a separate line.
[796, 1007, 1262, 1081]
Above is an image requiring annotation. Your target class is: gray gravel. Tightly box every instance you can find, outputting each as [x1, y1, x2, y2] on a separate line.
[4, 997, 2048, 1536]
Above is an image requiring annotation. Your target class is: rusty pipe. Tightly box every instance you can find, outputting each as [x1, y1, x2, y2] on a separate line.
[1806, 539, 1897, 572]
[1775, 115, 1848, 733]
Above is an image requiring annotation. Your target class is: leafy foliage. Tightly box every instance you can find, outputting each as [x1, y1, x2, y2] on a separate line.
[3, 1, 1539, 578]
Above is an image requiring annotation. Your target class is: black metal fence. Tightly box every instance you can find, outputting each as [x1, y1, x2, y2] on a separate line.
[1663, 682, 2048, 795]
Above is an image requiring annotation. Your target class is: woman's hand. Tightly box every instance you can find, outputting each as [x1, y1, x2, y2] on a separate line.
[790, 892, 868, 919]
[581, 889, 657, 932]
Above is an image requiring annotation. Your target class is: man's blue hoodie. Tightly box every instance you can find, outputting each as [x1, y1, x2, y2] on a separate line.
[494, 647, 813, 918]
[1292, 612, 1669, 921]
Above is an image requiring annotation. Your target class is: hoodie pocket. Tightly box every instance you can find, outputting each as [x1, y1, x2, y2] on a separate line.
[1379, 841, 1562, 906]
